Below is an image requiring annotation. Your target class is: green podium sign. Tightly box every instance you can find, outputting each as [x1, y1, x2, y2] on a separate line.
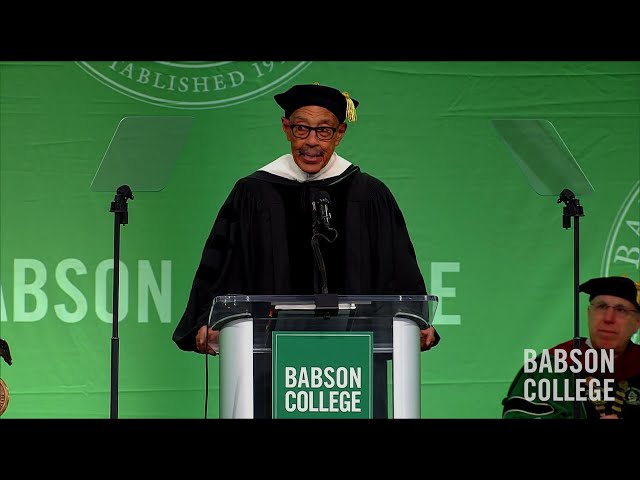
[272, 331, 373, 419]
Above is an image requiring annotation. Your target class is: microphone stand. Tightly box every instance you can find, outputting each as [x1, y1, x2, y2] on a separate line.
[310, 208, 338, 310]
[311, 222, 329, 294]
[557, 188, 584, 420]
[109, 184, 133, 419]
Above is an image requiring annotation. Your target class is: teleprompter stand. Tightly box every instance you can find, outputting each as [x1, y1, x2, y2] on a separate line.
[493, 119, 594, 419]
[90, 116, 193, 419]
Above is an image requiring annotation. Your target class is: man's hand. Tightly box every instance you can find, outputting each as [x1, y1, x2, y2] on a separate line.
[420, 327, 437, 351]
[600, 414, 620, 419]
[195, 325, 220, 355]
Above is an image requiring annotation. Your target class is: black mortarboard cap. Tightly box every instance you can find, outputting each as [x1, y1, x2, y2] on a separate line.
[274, 83, 359, 123]
[579, 276, 640, 310]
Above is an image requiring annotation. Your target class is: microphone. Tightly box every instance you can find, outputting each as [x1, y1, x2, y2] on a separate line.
[311, 190, 332, 229]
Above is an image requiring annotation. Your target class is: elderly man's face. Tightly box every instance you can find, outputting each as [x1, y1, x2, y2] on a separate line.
[281, 105, 347, 174]
[587, 294, 640, 356]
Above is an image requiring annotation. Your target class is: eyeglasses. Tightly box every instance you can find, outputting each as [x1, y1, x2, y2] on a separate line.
[589, 301, 639, 319]
[289, 124, 338, 140]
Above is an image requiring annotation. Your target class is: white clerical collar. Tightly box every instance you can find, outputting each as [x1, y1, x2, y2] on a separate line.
[259, 153, 352, 182]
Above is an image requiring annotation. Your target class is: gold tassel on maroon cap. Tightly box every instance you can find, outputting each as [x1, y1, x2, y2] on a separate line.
[343, 92, 357, 123]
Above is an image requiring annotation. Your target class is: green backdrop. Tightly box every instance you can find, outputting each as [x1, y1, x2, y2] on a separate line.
[1, 61, 638, 419]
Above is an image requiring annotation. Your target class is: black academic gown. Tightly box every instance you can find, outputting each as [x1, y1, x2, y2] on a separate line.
[173, 164, 439, 417]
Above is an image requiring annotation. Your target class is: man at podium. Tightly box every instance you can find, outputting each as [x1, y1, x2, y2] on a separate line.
[173, 82, 441, 417]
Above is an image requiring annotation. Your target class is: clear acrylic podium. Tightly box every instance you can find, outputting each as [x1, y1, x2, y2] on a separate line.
[208, 294, 438, 419]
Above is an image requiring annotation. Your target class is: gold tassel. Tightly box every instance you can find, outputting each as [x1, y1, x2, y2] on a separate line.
[343, 91, 357, 123]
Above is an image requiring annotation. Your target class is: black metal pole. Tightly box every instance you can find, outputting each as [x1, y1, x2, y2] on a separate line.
[571, 213, 582, 420]
[111, 213, 121, 420]
[573, 215, 581, 355]
[558, 188, 584, 420]
[109, 185, 133, 420]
